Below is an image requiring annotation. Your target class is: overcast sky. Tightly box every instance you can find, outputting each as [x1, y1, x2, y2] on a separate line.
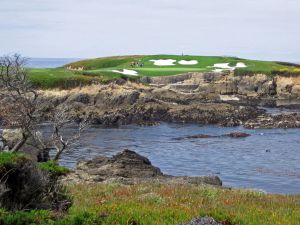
[0, 0, 299, 61]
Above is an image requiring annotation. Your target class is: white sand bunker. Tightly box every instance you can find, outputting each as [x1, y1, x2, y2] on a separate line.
[213, 63, 234, 69]
[212, 62, 247, 72]
[150, 59, 176, 66]
[178, 60, 198, 65]
[213, 68, 224, 73]
[235, 62, 247, 68]
[112, 69, 138, 76]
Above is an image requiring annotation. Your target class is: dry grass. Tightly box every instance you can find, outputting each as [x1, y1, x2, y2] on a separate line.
[39, 84, 103, 97]
[39, 82, 150, 98]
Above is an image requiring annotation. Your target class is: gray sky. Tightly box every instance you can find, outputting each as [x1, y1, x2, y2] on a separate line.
[0, 0, 299, 61]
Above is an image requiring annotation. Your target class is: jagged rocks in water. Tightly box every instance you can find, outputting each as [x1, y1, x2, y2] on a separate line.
[174, 134, 214, 140]
[244, 113, 300, 129]
[62, 150, 162, 183]
[61, 150, 222, 186]
[174, 132, 250, 140]
[225, 132, 251, 138]
[179, 217, 224, 225]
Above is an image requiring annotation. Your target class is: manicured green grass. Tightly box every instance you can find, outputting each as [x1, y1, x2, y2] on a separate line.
[27, 55, 300, 89]
[27, 68, 95, 89]
[65, 55, 143, 70]
[27, 68, 135, 89]
[67, 54, 300, 77]
[1, 183, 299, 224]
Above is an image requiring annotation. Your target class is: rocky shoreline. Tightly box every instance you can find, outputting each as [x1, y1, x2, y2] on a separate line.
[61, 149, 222, 187]
[36, 72, 300, 129]
[1, 71, 300, 129]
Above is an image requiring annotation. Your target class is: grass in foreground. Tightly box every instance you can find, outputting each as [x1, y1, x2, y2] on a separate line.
[1, 183, 299, 225]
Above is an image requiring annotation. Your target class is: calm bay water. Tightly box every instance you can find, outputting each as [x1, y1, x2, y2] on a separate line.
[27, 58, 80, 68]
[58, 123, 300, 195]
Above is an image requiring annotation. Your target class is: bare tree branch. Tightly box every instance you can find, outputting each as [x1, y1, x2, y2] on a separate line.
[0, 54, 88, 162]
[51, 106, 89, 161]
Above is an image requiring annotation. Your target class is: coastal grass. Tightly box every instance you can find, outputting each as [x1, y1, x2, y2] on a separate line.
[27, 68, 96, 89]
[1, 183, 299, 224]
[27, 55, 300, 88]
[27, 68, 127, 89]
[68, 55, 299, 77]
[38, 160, 70, 176]
[64, 55, 143, 70]
[0, 152, 29, 171]
[67, 183, 300, 225]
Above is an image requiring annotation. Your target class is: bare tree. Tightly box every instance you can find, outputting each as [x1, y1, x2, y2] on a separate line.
[50, 106, 88, 161]
[0, 54, 39, 152]
[0, 54, 87, 161]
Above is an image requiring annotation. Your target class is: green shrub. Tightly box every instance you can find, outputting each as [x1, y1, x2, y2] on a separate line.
[0, 209, 52, 225]
[0, 152, 29, 171]
[0, 155, 71, 211]
[0, 209, 103, 225]
[38, 161, 70, 176]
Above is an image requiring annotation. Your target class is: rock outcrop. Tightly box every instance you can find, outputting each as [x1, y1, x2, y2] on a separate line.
[174, 132, 251, 140]
[142, 71, 300, 100]
[41, 83, 265, 127]
[37, 73, 300, 129]
[180, 217, 224, 225]
[244, 113, 300, 129]
[61, 150, 222, 186]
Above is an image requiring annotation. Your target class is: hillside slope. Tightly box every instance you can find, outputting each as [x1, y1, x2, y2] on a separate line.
[28, 55, 300, 89]
[65, 55, 300, 77]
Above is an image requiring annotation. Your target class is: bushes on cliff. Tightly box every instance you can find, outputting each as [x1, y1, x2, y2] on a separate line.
[0, 152, 71, 211]
[38, 160, 70, 177]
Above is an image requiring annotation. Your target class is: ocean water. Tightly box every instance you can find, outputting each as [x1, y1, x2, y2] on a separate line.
[27, 58, 80, 68]
[56, 123, 300, 195]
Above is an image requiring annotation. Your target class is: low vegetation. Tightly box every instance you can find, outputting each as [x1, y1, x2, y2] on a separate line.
[65, 55, 143, 70]
[0, 152, 71, 212]
[0, 152, 29, 171]
[28, 68, 94, 89]
[38, 160, 70, 176]
[67, 55, 300, 76]
[27, 55, 300, 89]
[0, 182, 299, 225]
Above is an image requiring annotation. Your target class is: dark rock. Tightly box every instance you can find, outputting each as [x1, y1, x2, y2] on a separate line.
[226, 132, 251, 138]
[244, 113, 300, 129]
[219, 118, 242, 127]
[174, 132, 250, 140]
[180, 217, 224, 225]
[114, 78, 127, 85]
[174, 134, 214, 140]
[61, 150, 223, 187]
[67, 93, 91, 104]
[77, 149, 163, 179]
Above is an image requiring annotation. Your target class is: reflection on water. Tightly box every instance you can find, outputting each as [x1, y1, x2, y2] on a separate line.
[58, 123, 300, 194]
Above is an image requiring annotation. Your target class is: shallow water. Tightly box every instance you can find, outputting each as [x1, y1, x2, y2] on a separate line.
[58, 123, 300, 194]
